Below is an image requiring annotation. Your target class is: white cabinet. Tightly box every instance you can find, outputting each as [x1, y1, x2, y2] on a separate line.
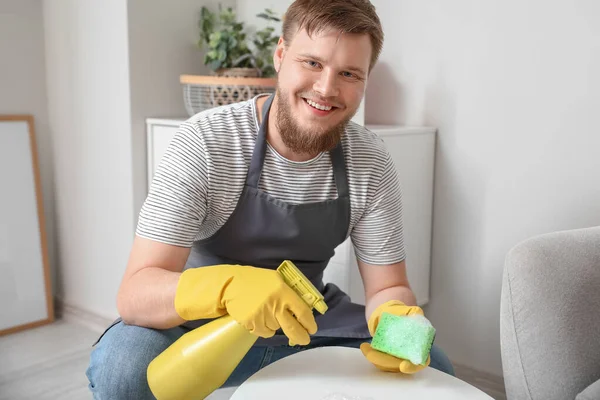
[146, 119, 436, 306]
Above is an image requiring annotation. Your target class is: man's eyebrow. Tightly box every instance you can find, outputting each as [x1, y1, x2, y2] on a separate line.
[297, 53, 366, 76]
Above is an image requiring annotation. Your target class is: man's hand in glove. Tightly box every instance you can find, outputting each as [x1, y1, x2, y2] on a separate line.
[174, 265, 317, 345]
[360, 300, 430, 374]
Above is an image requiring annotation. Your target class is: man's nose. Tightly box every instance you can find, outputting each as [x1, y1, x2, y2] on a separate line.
[313, 69, 340, 98]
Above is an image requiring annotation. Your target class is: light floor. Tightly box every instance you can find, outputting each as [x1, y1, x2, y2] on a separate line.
[0, 319, 231, 400]
[0, 319, 505, 400]
[0, 319, 97, 400]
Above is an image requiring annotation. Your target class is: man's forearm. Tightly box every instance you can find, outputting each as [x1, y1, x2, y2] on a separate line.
[365, 284, 417, 321]
[117, 268, 186, 329]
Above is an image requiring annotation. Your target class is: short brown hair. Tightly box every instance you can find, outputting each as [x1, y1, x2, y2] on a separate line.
[282, 0, 384, 72]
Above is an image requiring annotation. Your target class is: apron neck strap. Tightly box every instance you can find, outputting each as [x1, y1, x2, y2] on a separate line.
[246, 93, 350, 200]
[329, 143, 349, 198]
[246, 94, 274, 188]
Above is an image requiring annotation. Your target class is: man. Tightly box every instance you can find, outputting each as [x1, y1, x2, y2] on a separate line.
[86, 0, 454, 398]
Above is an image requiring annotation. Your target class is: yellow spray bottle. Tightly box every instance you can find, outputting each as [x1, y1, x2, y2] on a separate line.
[146, 260, 328, 400]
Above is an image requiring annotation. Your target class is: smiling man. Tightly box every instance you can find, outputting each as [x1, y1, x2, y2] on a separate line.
[86, 1, 454, 398]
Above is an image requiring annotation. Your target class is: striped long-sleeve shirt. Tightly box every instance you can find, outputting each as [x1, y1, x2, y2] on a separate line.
[136, 96, 405, 266]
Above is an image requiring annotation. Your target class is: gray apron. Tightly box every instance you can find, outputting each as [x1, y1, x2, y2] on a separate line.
[183, 94, 370, 345]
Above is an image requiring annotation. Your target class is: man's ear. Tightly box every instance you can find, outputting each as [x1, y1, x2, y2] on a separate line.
[273, 36, 286, 73]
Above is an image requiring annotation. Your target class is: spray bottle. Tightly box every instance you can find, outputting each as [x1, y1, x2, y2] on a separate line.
[146, 260, 328, 400]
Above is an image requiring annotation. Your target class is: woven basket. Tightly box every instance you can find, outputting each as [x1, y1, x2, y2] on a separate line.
[181, 74, 277, 117]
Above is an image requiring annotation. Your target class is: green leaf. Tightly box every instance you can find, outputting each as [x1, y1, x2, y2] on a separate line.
[209, 59, 222, 70]
[232, 53, 253, 67]
[229, 36, 238, 48]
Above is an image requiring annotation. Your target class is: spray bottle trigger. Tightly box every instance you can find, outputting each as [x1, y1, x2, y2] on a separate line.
[277, 260, 328, 315]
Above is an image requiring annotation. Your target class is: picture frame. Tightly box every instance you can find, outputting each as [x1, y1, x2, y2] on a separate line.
[0, 115, 54, 336]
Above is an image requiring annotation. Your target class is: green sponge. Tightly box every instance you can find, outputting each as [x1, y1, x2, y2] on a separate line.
[371, 312, 436, 365]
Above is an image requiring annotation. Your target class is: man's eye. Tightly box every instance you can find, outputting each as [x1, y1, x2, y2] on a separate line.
[342, 72, 356, 79]
[306, 61, 320, 68]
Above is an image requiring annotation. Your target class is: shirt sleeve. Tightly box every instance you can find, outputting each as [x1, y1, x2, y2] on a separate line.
[135, 122, 208, 247]
[351, 152, 406, 265]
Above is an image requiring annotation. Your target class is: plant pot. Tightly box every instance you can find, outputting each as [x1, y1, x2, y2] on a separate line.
[213, 68, 262, 78]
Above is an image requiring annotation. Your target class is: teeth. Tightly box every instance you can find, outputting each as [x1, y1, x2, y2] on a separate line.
[306, 99, 332, 111]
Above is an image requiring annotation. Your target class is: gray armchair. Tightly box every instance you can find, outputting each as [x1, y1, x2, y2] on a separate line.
[500, 226, 600, 400]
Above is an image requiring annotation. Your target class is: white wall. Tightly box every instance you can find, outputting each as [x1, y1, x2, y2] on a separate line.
[236, 0, 289, 36]
[368, 0, 600, 376]
[0, 0, 56, 294]
[43, 0, 135, 320]
[127, 0, 235, 215]
[42, 0, 235, 321]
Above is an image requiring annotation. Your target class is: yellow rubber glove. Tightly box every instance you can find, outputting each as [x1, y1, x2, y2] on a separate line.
[174, 264, 318, 345]
[361, 300, 431, 374]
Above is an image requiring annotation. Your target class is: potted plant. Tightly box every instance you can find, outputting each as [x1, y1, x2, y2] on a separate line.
[179, 5, 280, 116]
[197, 6, 280, 78]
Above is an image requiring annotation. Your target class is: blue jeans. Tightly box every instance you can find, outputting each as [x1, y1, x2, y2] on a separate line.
[86, 321, 455, 399]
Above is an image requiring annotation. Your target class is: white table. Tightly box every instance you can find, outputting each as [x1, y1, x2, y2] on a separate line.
[228, 346, 493, 400]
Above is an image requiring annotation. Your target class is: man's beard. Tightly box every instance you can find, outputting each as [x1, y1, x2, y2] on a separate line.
[274, 85, 352, 155]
